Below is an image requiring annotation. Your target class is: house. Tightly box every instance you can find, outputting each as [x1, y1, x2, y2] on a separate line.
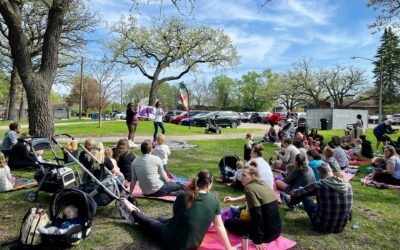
[318, 97, 378, 114]
[52, 104, 70, 119]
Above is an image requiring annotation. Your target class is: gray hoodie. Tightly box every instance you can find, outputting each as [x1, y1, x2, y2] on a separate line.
[321, 176, 350, 193]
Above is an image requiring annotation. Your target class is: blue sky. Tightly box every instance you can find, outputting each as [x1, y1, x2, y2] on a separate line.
[82, 0, 382, 86]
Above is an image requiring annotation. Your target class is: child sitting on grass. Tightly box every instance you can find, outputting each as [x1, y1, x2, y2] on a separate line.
[243, 133, 254, 161]
[105, 148, 125, 183]
[229, 161, 244, 190]
[39, 205, 83, 235]
[348, 138, 362, 160]
[372, 157, 386, 173]
[153, 134, 171, 171]
[0, 152, 15, 192]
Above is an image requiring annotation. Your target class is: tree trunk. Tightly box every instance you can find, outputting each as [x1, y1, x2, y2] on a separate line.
[7, 65, 22, 121]
[25, 75, 54, 138]
[148, 79, 159, 106]
[18, 85, 24, 121]
[98, 108, 102, 128]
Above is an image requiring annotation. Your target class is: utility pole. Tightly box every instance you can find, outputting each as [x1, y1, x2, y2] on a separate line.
[79, 56, 84, 119]
[120, 80, 123, 109]
[378, 55, 383, 123]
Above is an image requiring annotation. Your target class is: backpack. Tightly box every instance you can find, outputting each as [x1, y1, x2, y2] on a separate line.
[20, 207, 50, 246]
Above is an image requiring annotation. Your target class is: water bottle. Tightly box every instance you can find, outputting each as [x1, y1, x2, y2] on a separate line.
[241, 235, 249, 250]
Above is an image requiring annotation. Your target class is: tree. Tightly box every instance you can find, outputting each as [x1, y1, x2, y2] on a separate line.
[188, 76, 211, 107]
[368, 0, 400, 31]
[240, 69, 276, 111]
[276, 73, 303, 111]
[209, 75, 237, 109]
[110, 16, 239, 106]
[66, 76, 100, 114]
[0, 0, 95, 137]
[319, 66, 368, 108]
[88, 58, 124, 128]
[156, 83, 181, 110]
[127, 83, 151, 106]
[373, 27, 400, 105]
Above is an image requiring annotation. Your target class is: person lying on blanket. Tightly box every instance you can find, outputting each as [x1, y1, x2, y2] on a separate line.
[223, 164, 282, 249]
[372, 145, 400, 186]
[0, 152, 15, 192]
[281, 163, 353, 233]
[275, 154, 315, 196]
[130, 140, 185, 197]
[119, 169, 235, 250]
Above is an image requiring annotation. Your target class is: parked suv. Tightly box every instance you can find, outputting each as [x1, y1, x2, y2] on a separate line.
[249, 112, 270, 123]
[170, 110, 208, 125]
[240, 112, 257, 123]
[392, 114, 400, 124]
[192, 111, 241, 128]
[163, 110, 185, 122]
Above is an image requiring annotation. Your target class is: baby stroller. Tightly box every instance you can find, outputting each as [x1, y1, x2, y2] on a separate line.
[27, 137, 80, 202]
[40, 188, 97, 246]
[295, 117, 308, 134]
[205, 117, 221, 134]
[218, 155, 240, 183]
[281, 119, 295, 138]
[382, 134, 400, 154]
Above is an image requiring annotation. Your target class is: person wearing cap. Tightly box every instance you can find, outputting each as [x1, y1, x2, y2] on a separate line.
[8, 133, 37, 169]
[1, 122, 21, 157]
[349, 123, 364, 141]
[373, 119, 398, 151]
[281, 162, 353, 233]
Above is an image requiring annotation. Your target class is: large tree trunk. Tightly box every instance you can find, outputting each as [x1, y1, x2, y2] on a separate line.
[25, 75, 54, 137]
[18, 84, 24, 121]
[7, 65, 22, 121]
[148, 79, 159, 106]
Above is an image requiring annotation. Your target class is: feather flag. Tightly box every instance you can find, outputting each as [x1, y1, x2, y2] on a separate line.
[179, 82, 190, 112]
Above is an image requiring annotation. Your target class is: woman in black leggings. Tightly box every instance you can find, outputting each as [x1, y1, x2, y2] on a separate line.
[119, 170, 233, 250]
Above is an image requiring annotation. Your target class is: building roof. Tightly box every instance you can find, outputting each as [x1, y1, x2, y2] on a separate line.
[322, 97, 377, 108]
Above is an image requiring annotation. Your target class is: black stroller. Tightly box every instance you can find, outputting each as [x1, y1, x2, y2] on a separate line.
[40, 189, 97, 246]
[295, 117, 308, 135]
[280, 120, 295, 138]
[382, 134, 400, 154]
[218, 155, 240, 183]
[205, 117, 221, 134]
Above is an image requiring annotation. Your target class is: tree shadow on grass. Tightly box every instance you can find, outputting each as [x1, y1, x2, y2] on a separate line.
[114, 221, 164, 250]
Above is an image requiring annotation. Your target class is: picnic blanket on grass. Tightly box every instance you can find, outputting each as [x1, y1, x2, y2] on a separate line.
[199, 226, 296, 250]
[11, 175, 38, 191]
[131, 184, 177, 202]
[348, 160, 373, 165]
[167, 141, 197, 150]
[361, 174, 400, 189]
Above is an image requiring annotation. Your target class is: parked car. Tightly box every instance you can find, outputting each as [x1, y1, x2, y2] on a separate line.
[180, 112, 209, 126]
[240, 112, 257, 123]
[115, 113, 126, 120]
[163, 110, 184, 122]
[392, 114, 400, 124]
[171, 110, 208, 125]
[192, 111, 241, 128]
[249, 112, 270, 123]
[368, 114, 379, 124]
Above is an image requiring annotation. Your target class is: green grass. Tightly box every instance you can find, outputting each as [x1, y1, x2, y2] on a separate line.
[1, 138, 400, 249]
[0, 119, 96, 126]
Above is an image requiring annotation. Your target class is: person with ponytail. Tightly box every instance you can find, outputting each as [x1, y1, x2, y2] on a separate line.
[119, 169, 234, 250]
[224, 165, 282, 249]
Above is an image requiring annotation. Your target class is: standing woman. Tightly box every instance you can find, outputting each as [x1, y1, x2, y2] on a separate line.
[119, 169, 234, 250]
[224, 165, 282, 248]
[126, 103, 139, 147]
[152, 101, 166, 141]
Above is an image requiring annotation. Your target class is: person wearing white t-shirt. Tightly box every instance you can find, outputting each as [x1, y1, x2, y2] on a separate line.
[153, 134, 171, 171]
[152, 101, 166, 141]
[248, 144, 273, 189]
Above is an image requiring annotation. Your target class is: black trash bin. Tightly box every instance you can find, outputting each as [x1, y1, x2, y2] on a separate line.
[320, 118, 328, 130]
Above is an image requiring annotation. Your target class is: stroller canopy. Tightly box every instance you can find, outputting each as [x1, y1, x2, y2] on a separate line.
[218, 155, 240, 170]
[49, 189, 97, 223]
[30, 138, 53, 151]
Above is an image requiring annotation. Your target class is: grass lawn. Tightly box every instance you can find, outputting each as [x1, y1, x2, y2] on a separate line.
[0, 119, 96, 126]
[1, 134, 400, 249]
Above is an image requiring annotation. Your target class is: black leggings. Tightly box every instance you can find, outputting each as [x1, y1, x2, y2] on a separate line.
[224, 218, 281, 243]
[373, 173, 400, 185]
[131, 211, 169, 245]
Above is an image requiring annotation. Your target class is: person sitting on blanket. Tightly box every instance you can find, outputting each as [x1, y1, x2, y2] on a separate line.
[229, 160, 258, 190]
[281, 162, 353, 233]
[372, 157, 386, 172]
[0, 152, 15, 192]
[348, 138, 362, 161]
[119, 169, 235, 250]
[130, 140, 185, 197]
[332, 139, 348, 169]
[8, 133, 37, 169]
[275, 154, 316, 195]
[372, 145, 400, 185]
[358, 135, 374, 161]
[249, 144, 274, 189]
[1, 122, 21, 157]
[105, 148, 125, 184]
[223, 164, 282, 248]
[272, 137, 300, 171]
[340, 130, 352, 150]
[113, 139, 136, 187]
[293, 139, 308, 165]
[263, 127, 278, 144]
[307, 149, 324, 181]
[322, 147, 343, 178]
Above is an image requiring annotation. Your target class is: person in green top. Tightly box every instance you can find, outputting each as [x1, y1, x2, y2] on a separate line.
[119, 169, 234, 250]
[224, 165, 282, 249]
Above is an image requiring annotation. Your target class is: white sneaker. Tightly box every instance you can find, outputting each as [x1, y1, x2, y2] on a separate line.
[121, 198, 140, 213]
[128, 141, 138, 148]
[118, 200, 135, 225]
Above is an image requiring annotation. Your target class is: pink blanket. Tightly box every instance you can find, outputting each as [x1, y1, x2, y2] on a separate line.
[130, 183, 177, 202]
[348, 160, 373, 165]
[361, 174, 400, 189]
[199, 226, 296, 250]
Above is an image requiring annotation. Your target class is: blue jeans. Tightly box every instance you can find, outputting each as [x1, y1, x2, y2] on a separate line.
[163, 164, 168, 171]
[301, 197, 318, 226]
[146, 182, 185, 197]
[153, 122, 166, 140]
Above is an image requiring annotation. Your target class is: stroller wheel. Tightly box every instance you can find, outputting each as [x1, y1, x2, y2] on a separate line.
[27, 191, 38, 202]
[205, 129, 209, 134]
[218, 129, 222, 134]
[128, 196, 139, 207]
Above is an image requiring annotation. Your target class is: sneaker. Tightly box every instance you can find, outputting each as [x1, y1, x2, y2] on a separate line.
[128, 141, 138, 148]
[121, 198, 141, 213]
[280, 192, 294, 209]
[118, 200, 135, 225]
[296, 202, 304, 209]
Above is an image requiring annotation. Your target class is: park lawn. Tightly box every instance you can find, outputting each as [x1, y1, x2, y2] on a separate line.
[52, 120, 263, 138]
[0, 119, 95, 126]
[1, 138, 400, 250]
